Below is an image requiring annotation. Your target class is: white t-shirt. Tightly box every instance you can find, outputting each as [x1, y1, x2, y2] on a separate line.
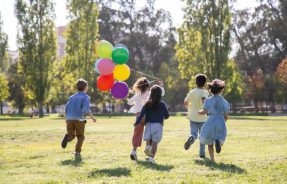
[127, 87, 165, 113]
[185, 88, 209, 122]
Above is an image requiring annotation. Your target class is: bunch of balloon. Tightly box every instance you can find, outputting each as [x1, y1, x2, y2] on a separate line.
[95, 40, 130, 99]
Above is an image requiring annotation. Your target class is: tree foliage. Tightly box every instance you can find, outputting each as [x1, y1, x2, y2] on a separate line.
[15, 0, 56, 117]
[176, 0, 243, 104]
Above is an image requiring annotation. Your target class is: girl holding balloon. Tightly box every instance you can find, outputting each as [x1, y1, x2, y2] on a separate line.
[128, 77, 165, 161]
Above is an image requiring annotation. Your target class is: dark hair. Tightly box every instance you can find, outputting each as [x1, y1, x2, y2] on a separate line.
[208, 79, 225, 95]
[76, 78, 88, 91]
[195, 74, 207, 88]
[144, 85, 162, 110]
[133, 77, 150, 93]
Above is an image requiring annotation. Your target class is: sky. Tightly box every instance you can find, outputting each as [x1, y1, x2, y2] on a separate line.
[0, 0, 259, 50]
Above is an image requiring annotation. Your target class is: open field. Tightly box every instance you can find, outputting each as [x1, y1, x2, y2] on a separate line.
[0, 116, 287, 184]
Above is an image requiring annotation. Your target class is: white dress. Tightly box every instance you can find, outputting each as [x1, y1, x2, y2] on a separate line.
[127, 87, 165, 114]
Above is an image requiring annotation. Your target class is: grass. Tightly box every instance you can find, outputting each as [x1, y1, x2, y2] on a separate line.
[0, 116, 287, 184]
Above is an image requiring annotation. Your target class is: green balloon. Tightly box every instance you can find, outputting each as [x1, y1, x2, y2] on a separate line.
[96, 40, 113, 59]
[112, 47, 129, 64]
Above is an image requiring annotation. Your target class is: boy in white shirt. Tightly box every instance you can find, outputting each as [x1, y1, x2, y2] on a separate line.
[183, 74, 209, 158]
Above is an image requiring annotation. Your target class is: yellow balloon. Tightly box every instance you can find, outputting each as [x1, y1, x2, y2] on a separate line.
[113, 64, 130, 81]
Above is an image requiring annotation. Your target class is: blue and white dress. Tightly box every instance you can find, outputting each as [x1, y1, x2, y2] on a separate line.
[199, 95, 230, 145]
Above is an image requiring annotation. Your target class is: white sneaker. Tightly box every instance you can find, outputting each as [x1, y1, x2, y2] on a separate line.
[147, 156, 155, 164]
[144, 146, 152, 156]
[130, 151, 137, 161]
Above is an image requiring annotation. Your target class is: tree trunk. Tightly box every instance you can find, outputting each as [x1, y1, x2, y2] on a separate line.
[254, 98, 259, 113]
[38, 102, 44, 117]
[46, 104, 50, 114]
[18, 104, 24, 114]
[0, 102, 3, 115]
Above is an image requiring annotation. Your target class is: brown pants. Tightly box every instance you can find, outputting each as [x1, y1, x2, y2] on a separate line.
[132, 113, 145, 147]
[66, 120, 86, 153]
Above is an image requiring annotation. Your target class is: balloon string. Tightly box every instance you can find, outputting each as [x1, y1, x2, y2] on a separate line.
[130, 68, 161, 80]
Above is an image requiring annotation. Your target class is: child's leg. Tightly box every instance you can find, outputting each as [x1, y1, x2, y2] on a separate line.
[62, 120, 76, 148]
[75, 121, 86, 153]
[146, 139, 152, 146]
[66, 120, 76, 141]
[198, 122, 205, 157]
[184, 121, 199, 150]
[150, 141, 158, 157]
[132, 117, 145, 151]
[208, 144, 215, 162]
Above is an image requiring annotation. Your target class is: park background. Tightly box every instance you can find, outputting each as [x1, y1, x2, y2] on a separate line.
[0, 0, 286, 117]
[0, 1, 287, 183]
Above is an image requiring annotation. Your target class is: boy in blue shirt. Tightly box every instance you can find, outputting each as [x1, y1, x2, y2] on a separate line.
[61, 79, 96, 158]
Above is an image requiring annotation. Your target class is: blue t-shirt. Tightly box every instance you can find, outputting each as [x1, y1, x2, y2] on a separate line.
[65, 92, 91, 120]
[135, 101, 169, 125]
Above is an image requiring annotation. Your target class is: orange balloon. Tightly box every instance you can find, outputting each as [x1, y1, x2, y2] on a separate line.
[97, 74, 114, 91]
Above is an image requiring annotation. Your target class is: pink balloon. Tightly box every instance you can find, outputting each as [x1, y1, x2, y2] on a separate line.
[97, 59, 115, 75]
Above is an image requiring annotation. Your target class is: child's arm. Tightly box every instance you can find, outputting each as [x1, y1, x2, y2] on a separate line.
[198, 108, 208, 115]
[83, 97, 96, 122]
[127, 93, 138, 105]
[224, 114, 228, 121]
[162, 103, 170, 119]
[157, 81, 165, 96]
[87, 112, 97, 122]
[134, 107, 146, 126]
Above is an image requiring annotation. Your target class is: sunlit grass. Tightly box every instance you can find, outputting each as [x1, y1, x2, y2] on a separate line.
[0, 116, 286, 183]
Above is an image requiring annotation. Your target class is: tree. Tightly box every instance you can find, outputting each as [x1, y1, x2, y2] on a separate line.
[233, 0, 287, 110]
[0, 12, 8, 73]
[15, 0, 57, 117]
[277, 58, 287, 85]
[0, 74, 9, 114]
[176, 0, 242, 105]
[64, 0, 99, 101]
[7, 63, 26, 114]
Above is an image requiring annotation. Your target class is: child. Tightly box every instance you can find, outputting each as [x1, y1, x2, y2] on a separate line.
[61, 79, 96, 158]
[134, 85, 169, 164]
[183, 74, 209, 158]
[128, 77, 164, 160]
[198, 79, 230, 162]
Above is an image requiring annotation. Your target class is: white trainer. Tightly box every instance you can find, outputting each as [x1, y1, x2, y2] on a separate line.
[130, 151, 137, 161]
[147, 156, 155, 164]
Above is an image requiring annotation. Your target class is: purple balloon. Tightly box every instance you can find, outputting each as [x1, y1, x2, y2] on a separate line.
[111, 82, 129, 99]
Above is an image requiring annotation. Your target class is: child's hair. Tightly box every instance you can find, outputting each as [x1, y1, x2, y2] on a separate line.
[76, 78, 88, 91]
[133, 77, 150, 94]
[195, 74, 207, 87]
[208, 79, 225, 95]
[144, 85, 162, 110]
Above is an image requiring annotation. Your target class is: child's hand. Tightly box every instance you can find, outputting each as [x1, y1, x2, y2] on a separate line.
[92, 118, 97, 123]
[157, 80, 163, 86]
[198, 109, 207, 115]
[133, 123, 137, 127]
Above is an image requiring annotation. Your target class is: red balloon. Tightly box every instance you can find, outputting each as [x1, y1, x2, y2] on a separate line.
[97, 74, 114, 91]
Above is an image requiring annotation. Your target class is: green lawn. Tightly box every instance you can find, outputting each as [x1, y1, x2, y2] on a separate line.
[0, 116, 287, 184]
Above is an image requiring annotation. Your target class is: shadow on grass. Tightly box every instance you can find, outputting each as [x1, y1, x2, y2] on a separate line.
[0, 118, 28, 121]
[88, 167, 131, 178]
[61, 157, 83, 167]
[136, 160, 174, 171]
[195, 159, 245, 174]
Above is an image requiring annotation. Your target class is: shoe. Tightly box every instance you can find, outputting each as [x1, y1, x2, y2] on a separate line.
[144, 146, 152, 157]
[61, 134, 69, 148]
[184, 136, 194, 150]
[200, 155, 205, 158]
[147, 156, 155, 164]
[215, 140, 221, 153]
[130, 151, 137, 161]
[74, 152, 82, 159]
